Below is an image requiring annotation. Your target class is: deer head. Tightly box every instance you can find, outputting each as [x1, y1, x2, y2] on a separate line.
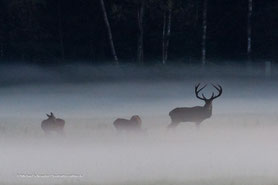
[46, 112, 56, 119]
[195, 83, 222, 110]
[130, 115, 142, 126]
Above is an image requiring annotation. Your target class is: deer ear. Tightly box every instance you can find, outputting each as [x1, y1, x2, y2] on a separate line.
[46, 114, 50, 117]
[50, 112, 54, 116]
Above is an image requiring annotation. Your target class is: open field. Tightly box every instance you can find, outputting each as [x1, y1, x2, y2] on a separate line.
[0, 64, 278, 185]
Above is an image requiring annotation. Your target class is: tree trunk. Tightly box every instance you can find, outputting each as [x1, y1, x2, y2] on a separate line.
[162, 12, 166, 64]
[100, 0, 119, 64]
[201, 0, 208, 65]
[0, 43, 3, 58]
[247, 0, 252, 61]
[164, 1, 172, 64]
[58, 0, 65, 62]
[0, 33, 4, 58]
[137, 0, 145, 64]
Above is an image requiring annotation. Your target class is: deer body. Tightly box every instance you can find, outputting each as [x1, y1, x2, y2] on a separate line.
[170, 105, 211, 123]
[168, 84, 222, 128]
[41, 113, 65, 134]
[113, 115, 142, 131]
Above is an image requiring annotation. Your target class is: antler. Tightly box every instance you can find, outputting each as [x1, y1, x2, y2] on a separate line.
[210, 84, 222, 100]
[195, 83, 222, 101]
[46, 112, 56, 119]
[195, 83, 207, 100]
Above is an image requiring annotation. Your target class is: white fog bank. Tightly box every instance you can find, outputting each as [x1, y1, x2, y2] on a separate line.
[0, 63, 277, 185]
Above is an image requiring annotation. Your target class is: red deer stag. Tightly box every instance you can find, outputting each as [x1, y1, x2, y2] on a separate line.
[113, 115, 142, 131]
[41, 112, 65, 134]
[168, 83, 222, 128]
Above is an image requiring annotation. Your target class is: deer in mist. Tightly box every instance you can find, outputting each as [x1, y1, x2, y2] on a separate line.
[168, 83, 222, 128]
[41, 112, 65, 134]
[113, 115, 142, 131]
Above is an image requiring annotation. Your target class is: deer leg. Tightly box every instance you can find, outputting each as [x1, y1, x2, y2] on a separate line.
[43, 130, 50, 136]
[57, 129, 64, 136]
[167, 122, 179, 129]
[195, 122, 201, 129]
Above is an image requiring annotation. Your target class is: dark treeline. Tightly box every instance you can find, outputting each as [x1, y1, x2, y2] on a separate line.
[0, 0, 277, 64]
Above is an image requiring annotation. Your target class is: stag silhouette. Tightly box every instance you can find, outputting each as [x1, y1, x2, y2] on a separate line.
[168, 83, 222, 128]
[113, 115, 142, 131]
[41, 112, 65, 134]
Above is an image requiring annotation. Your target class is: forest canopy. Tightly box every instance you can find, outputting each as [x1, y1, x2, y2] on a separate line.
[0, 0, 277, 64]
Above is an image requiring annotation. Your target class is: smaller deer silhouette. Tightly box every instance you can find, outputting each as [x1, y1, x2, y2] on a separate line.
[168, 83, 222, 128]
[41, 112, 65, 134]
[113, 115, 142, 131]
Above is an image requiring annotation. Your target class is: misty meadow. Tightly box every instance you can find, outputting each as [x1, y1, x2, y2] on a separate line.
[0, 0, 278, 185]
